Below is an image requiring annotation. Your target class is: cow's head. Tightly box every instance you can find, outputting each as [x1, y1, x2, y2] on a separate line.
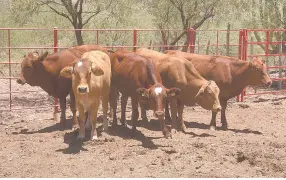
[195, 80, 221, 112]
[136, 83, 181, 119]
[16, 51, 49, 86]
[60, 58, 104, 94]
[248, 58, 272, 87]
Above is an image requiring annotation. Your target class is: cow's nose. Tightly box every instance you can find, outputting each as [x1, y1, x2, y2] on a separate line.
[16, 78, 25, 85]
[266, 80, 272, 87]
[155, 111, 164, 118]
[78, 86, 88, 94]
[213, 106, 221, 113]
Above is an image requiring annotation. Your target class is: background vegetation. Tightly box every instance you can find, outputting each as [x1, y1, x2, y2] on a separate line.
[0, 0, 285, 76]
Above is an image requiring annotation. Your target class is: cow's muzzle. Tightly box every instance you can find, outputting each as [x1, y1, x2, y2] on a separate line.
[265, 80, 272, 88]
[77, 86, 89, 94]
[212, 104, 221, 113]
[16, 78, 26, 85]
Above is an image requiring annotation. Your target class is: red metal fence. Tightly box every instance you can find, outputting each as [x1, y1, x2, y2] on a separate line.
[0, 28, 285, 114]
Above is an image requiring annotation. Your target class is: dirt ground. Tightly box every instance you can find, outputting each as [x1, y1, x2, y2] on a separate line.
[0, 79, 286, 178]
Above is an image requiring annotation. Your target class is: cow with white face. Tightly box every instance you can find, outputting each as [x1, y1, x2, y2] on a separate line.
[60, 51, 111, 140]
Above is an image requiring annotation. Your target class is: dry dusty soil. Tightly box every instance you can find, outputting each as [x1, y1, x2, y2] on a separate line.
[0, 79, 286, 178]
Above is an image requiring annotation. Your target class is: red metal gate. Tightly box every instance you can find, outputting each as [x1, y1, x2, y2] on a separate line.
[0, 28, 285, 115]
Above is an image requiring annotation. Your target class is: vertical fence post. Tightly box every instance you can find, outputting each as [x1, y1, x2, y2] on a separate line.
[240, 29, 248, 102]
[265, 30, 270, 74]
[237, 29, 243, 102]
[53, 27, 59, 121]
[96, 30, 99, 45]
[133, 29, 137, 52]
[189, 28, 195, 53]
[216, 30, 219, 55]
[162, 30, 167, 51]
[8, 29, 11, 111]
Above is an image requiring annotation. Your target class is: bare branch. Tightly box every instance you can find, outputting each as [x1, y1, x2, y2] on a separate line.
[82, 6, 101, 26]
[45, 3, 73, 23]
[192, 6, 214, 29]
[269, 0, 284, 24]
[253, 31, 265, 51]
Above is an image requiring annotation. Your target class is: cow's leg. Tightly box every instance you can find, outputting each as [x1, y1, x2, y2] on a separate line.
[210, 111, 217, 131]
[77, 105, 86, 140]
[165, 100, 171, 122]
[107, 92, 114, 118]
[110, 87, 119, 126]
[177, 99, 186, 132]
[70, 91, 79, 130]
[140, 103, 148, 123]
[90, 100, 100, 140]
[120, 95, 128, 126]
[59, 97, 66, 126]
[169, 98, 178, 134]
[220, 100, 228, 130]
[102, 92, 109, 132]
[131, 96, 139, 135]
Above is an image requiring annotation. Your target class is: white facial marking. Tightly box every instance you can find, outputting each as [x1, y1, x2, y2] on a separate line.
[77, 61, 83, 67]
[155, 87, 163, 95]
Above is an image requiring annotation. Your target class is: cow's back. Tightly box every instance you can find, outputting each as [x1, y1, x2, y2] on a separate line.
[165, 50, 248, 99]
[112, 52, 161, 96]
[157, 56, 207, 105]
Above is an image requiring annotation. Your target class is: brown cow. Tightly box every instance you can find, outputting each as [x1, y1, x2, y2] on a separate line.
[164, 50, 272, 130]
[60, 51, 111, 140]
[16, 45, 109, 129]
[110, 49, 181, 138]
[136, 48, 221, 132]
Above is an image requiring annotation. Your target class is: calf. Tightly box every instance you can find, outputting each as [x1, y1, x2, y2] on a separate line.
[60, 51, 111, 140]
[110, 49, 180, 138]
[16, 45, 109, 129]
[136, 48, 221, 132]
[164, 50, 272, 130]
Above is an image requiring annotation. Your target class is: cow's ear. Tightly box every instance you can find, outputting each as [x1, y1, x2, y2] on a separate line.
[91, 66, 104, 76]
[38, 52, 49, 62]
[167, 88, 181, 97]
[32, 51, 39, 58]
[136, 88, 149, 98]
[60, 66, 73, 79]
[195, 86, 205, 100]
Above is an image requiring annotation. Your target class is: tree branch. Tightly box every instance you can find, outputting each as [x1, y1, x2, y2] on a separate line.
[192, 6, 214, 29]
[45, 3, 73, 23]
[82, 7, 101, 26]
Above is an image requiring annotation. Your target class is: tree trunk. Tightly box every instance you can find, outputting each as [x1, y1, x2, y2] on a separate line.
[75, 29, 84, 45]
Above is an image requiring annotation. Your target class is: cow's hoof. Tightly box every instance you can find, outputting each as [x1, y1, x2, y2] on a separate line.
[142, 117, 149, 122]
[72, 124, 80, 131]
[91, 135, 98, 141]
[210, 126, 216, 131]
[77, 135, 85, 140]
[221, 125, 228, 131]
[171, 129, 177, 134]
[181, 124, 187, 133]
[164, 132, 172, 139]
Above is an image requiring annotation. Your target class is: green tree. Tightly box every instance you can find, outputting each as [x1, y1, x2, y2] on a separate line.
[39, 0, 111, 45]
[149, 0, 217, 51]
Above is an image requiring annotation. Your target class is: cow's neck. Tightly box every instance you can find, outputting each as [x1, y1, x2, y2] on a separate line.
[34, 63, 57, 97]
[228, 61, 252, 95]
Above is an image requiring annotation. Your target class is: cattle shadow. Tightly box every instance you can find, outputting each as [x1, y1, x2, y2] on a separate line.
[15, 118, 74, 135]
[184, 121, 262, 135]
[107, 124, 161, 149]
[124, 118, 215, 138]
[55, 130, 88, 154]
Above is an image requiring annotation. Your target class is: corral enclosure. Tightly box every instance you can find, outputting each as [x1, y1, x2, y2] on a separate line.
[0, 28, 286, 177]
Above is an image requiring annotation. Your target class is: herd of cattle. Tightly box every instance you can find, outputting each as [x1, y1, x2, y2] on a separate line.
[16, 45, 272, 140]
